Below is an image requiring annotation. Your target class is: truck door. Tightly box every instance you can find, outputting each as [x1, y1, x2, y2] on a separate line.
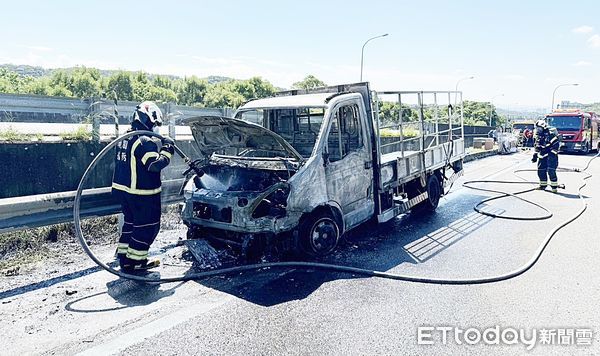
[323, 99, 374, 229]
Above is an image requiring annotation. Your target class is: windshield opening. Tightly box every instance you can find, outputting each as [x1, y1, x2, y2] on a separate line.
[546, 116, 582, 131]
[237, 107, 326, 158]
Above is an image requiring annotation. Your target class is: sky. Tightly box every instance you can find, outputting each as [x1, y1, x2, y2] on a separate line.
[1, 0, 599, 110]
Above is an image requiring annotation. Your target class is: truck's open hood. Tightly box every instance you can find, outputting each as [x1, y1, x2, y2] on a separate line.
[183, 116, 302, 161]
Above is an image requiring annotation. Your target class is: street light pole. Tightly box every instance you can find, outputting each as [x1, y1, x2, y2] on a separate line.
[551, 83, 579, 111]
[454, 76, 474, 106]
[360, 33, 389, 82]
[488, 94, 504, 127]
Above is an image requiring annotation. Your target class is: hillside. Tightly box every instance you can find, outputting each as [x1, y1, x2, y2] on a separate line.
[0, 64, 233, 84]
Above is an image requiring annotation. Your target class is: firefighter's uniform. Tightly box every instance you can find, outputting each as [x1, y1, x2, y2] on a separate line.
[112, 120, 173, 269]
[533, 126, 560, 192]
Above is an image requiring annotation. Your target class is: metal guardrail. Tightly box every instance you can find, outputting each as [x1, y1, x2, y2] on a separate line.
[0, 92, 234, 124]
[0, 179, 185, 233]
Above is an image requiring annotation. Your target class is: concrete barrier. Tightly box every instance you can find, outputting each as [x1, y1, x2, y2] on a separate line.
[0, 140, 198, 199]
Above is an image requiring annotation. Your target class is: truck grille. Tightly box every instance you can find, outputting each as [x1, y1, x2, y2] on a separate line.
[193, 202, 232, 223]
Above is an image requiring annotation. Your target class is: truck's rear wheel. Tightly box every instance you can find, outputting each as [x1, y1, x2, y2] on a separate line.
[414, 174, 441, 213]
[298, 211, 340, 257]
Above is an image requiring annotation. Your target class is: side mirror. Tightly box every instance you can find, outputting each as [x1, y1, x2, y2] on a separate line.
[322, 151, 330, 167]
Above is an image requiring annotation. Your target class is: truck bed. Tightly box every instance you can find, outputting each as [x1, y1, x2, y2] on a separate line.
[379, 138, 465, 189]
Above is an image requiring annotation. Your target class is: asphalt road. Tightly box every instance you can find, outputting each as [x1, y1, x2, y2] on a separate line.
[1, 151, 599, 355]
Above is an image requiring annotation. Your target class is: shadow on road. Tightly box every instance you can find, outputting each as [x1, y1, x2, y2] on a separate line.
[190, 193, 497, 307]
[64, 279, 185, 313]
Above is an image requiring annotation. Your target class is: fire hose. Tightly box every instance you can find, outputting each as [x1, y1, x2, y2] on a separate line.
[74, 130, 598, 284]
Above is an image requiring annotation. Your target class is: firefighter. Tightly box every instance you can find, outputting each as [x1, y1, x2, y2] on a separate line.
[112, 101, 174, 272]
[531, 119, 560, 192]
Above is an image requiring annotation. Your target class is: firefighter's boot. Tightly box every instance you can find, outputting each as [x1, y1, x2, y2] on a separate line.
[119, 256, 160, 273]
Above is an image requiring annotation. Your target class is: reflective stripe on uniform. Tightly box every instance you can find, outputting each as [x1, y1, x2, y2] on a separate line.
[112, 182, 162, 195]
[133, 222, 160, 228]
[161, 150, 172, 159]
[126, 247, 149, 260]
[538, 153, 548, 158]
[539, 181, 548, 186]
[130, 138, 142, 190]
[550, 182, 558, 187]
[117, 242, 129, 254]
[112, 136, 163, 195]
[131, 237, 150, 246]
[141, 151, 160, 165]
[551, 149, 558, 155]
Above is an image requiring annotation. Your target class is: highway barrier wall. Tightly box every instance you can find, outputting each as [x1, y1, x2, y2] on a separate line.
[0, 140, 198, 199]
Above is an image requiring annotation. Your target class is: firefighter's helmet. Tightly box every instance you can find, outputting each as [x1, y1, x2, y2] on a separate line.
[133, 101, 163, 130]
[534, 119, 548, 130]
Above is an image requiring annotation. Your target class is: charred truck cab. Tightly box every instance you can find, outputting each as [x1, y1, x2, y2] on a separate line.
[180, 83, 466, 257]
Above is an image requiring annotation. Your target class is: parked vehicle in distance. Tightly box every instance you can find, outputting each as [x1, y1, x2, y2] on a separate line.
[511, 120, 535, 147]
[179, 83, 465, 257]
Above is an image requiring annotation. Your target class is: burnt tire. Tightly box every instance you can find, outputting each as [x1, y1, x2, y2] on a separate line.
[414, 174, 441, 213]
[298, 211, 341, 257]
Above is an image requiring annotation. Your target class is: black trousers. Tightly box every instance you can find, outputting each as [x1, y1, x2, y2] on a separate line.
[113, 190, 161, 261]
[537, 154, 558, 187]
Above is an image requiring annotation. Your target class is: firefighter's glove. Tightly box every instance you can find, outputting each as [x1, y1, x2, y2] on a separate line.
[161, 144, 175, 156]
[531, 153, 538, 163]
[161, 136, 175, 146]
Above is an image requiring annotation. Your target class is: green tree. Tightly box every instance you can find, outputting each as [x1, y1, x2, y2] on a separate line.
[47, 67, 102, 98]
[0, 68, 32, 93]
[105, 71, 134, 101]
[378, 101, 418, 125]
[246, 77, 276, 98]
[204, 83, 245, 108]
[176, 76, 208, 106]
[69, 67, 101, 98]
[462, 100, 499, 126]
[145, 86, 177, 103]
[24, 78, 50, 95]
[230, 80, 256, 99]
[292, 75, 326, 90]
[153, 75, 173, 90]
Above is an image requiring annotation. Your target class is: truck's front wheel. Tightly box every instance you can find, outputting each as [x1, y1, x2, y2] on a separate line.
[298, 211, 340, 257]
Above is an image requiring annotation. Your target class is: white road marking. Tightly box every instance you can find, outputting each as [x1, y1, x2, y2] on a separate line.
[75, 268, 296, 355]
[76, 292, 234, 356]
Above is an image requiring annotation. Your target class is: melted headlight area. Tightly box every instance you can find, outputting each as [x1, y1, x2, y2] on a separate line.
[251, 184, 290, 219]
[193, 202, 233, 223]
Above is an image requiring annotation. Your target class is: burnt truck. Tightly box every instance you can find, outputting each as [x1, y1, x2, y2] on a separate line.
[180, 83, 465, 257]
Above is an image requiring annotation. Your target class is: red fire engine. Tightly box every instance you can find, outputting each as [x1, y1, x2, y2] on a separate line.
[545, 110, 600, 153]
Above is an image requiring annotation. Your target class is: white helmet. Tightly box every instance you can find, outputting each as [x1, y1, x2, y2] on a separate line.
[133, 101, 163, 130]
[535, 119, 548, 130]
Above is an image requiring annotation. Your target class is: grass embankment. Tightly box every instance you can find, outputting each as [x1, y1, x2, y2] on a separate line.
[0, 125, 91, 142]
[379, 128, 420, 138]
[0, 206, 183, 275]
[0, 126, 43, 142]
[0, 216, 119, 274]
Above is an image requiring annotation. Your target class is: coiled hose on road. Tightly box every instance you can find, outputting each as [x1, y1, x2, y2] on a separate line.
[74, 131, 598, 284]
